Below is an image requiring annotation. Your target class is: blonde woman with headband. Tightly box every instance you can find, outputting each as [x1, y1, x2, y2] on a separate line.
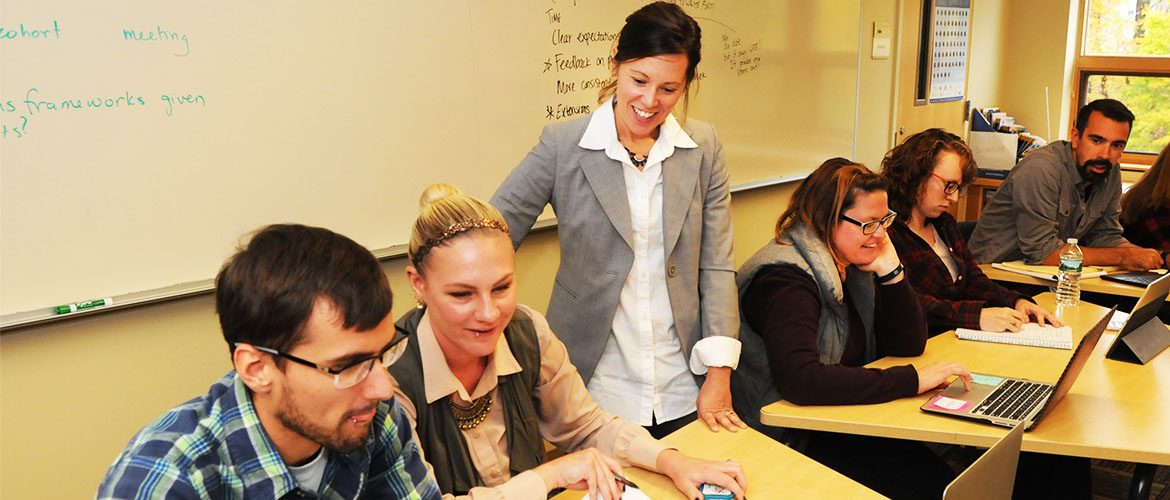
[390, 183, 747, 500]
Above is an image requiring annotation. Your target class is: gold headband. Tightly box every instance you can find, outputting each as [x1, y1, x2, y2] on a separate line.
[412, 219, 509, 268]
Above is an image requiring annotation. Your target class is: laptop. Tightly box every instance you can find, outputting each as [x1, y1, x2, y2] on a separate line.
[1101, 271, 1165, 288]
[942, 421, 1025, 500]
[921, 306, 1116, 430]
[1106, 272, 1170, 364]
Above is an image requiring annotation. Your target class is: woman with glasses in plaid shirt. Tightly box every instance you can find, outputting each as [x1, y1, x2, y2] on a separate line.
[881, 129, 1061, 337]
[882, 129, 1100, 499]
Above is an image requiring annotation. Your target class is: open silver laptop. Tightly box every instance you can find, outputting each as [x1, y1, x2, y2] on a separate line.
[921, 307, 1116, 430]
[942, 421, 1025, 500]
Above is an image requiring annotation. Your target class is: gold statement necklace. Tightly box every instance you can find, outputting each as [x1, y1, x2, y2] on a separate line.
[449, 394, 493, 430]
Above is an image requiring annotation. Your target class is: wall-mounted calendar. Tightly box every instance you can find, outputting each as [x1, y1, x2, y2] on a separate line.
[928, 0, 970, 103]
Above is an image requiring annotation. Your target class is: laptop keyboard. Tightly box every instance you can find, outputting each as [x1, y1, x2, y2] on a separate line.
[972, 379, 1053, 420]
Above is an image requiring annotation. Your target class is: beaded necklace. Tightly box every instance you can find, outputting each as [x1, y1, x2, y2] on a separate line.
[624, 145, 648, 168]
[449, 394, 493, 430]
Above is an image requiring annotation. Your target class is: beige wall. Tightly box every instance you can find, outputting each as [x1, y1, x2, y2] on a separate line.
[948, 0, 1081, 143]
[967, 0, 1008, 110]
[856, 0, 900, 168]
[971, 0, 1079, 141]
[0, 182, 797, 499]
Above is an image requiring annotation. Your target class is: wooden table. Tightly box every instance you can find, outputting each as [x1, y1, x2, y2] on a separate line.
[552, 420, 882, 499]
[981, 264, 1169, 301]
[760, 294, 1169, 498]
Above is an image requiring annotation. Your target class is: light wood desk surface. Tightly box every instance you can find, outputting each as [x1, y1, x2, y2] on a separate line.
[760, 293, 1170, 465]
[980, 264, 1169, 301]
[552, 420, 882, 499]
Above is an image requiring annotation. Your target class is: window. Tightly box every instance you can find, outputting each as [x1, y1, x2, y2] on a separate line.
[1075, 0, 1170, 163]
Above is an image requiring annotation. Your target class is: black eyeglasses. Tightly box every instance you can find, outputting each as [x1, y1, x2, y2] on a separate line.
[238, 334, 409, 389]
[930, 172, 968, 197]
[840, 210, 897, 235]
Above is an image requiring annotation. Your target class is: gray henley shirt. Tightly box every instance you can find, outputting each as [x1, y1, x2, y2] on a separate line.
[968, 140, 1126, 264]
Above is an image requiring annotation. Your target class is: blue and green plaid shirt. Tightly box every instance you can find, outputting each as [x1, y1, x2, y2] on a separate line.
[97, 371, 441, 499]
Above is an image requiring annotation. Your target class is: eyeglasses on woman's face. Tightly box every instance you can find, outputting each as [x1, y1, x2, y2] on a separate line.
[237, 333, 409, 390]
[840, 210, 897, 235]
[930, 172, 968, 197]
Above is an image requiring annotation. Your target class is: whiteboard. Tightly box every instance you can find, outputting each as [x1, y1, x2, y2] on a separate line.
[0, 0, 860, 318]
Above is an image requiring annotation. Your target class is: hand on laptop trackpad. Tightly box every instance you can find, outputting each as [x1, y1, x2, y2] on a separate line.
[942, 376, 976, 395]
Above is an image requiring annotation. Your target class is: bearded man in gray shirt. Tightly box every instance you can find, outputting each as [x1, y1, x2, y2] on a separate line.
[969, 99, 1163, 270]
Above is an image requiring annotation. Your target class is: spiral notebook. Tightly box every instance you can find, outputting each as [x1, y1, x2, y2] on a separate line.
[955, 323, 1073, 349]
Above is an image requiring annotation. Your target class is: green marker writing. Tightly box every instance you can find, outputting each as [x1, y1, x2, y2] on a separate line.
[55, 297, 113, 314]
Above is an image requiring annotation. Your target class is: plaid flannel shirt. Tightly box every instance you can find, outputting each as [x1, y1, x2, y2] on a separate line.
[98, 371, 441, 500]
[1123, 203, 1170, 253]
[889, 212, 1031, 336]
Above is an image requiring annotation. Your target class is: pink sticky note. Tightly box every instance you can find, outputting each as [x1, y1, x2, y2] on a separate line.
[930, 395, 971, 412]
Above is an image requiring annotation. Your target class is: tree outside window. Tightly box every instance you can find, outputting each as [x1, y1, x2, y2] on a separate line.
[1078, 0, 1170, 157]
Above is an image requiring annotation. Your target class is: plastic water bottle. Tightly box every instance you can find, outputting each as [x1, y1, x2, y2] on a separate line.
[1056, 238, 1083, 306]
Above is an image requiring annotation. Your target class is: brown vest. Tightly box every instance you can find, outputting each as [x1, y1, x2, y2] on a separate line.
[390, 307, 544, 495]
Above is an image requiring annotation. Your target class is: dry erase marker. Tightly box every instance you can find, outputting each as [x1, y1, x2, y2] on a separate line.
[55, 297, 113, 314]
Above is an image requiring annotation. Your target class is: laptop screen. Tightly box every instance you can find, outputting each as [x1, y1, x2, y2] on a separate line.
[1118, 273, 1170, 338]
[1030, 306, 1116, 424]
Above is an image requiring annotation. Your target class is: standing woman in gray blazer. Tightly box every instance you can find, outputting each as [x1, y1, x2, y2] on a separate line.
[492, 1, 743, 438]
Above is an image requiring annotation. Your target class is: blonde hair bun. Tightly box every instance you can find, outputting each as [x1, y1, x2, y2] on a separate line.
[408, 183, 509, 270]
[418, 182, 462, 211]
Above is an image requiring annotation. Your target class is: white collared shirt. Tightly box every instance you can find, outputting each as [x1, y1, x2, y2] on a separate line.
[576, 100, 740, 425]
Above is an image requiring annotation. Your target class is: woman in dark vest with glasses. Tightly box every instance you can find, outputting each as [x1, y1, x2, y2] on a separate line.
[731, 158, 970, 499]
[390, 183, 746, 500]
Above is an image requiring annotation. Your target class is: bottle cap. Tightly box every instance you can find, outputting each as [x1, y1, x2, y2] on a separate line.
[1067, 238, 1078, 244]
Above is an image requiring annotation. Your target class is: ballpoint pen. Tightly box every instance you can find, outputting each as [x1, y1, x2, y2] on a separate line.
[614, 474, 640, 490]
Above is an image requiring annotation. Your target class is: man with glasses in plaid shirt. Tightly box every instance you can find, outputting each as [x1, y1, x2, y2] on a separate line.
[98, 224, 441, 499]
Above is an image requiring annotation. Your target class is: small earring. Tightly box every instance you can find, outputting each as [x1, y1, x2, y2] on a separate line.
[413, 293, 425, 310]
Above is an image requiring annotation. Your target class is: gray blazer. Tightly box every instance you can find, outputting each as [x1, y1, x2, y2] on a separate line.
[491, 115, 739, 384]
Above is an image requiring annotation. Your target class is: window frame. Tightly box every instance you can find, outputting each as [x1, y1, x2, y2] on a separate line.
[1072, 0, 1170, 167]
